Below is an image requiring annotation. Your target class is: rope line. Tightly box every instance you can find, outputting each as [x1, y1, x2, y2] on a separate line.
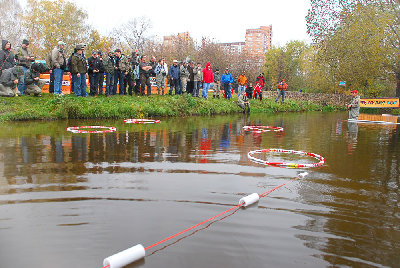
[144, 175, 302, 252]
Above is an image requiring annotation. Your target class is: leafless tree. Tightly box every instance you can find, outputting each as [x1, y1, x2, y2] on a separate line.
[0, 0, 24, 47]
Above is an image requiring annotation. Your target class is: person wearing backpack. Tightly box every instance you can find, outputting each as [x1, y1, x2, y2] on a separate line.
[15, 39, 35, 95]
[71, 44, 87, 97]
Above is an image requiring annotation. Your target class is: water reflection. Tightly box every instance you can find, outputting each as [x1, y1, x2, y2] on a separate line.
[0, 113, 399, 268]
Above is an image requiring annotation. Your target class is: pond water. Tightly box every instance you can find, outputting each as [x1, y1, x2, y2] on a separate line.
[0, 112, 399, 268]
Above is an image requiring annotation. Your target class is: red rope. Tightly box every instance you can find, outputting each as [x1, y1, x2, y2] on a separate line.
[145, 203, 243, 250]
[145, 176, 300, 251]
[101, 175, 302, 267]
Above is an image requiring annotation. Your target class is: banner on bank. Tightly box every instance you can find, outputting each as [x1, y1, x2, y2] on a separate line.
[360, 98, 399, 108]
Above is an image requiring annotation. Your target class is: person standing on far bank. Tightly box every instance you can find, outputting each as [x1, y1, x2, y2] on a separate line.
[347, 90, 360, 120]
[275, 79, 288, 103]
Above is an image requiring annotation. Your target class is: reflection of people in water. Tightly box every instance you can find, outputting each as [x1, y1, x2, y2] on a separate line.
[347, 121, 358, 153]
[220, 123, 231, 149]
[347, 90, 360, 119]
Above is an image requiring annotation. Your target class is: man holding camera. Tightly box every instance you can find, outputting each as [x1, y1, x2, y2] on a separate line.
[155, 58, 168, 95]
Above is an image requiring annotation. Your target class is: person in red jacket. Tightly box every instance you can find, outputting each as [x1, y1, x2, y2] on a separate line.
[275, 78, 288, 103]
[202, 62, 213, 99]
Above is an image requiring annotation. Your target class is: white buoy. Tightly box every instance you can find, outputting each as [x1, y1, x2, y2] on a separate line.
[239, 193, 260, 207]
[298, 172, 309, 178]
[103, 244, 145, 268]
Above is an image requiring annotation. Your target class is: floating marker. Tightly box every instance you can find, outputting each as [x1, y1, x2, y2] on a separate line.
[239, 193, 260, 207]
[103, 244, 145, 268]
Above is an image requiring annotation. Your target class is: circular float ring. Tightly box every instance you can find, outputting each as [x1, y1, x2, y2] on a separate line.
[124, 119, 161, 124]
[66, 126, 117, 134]
[243, 125, 284, 133]
[248, 148, 325, 168]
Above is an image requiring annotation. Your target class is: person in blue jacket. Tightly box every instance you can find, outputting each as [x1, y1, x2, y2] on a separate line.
[168, 60, 180, 95]
[221, 67, 233, 100]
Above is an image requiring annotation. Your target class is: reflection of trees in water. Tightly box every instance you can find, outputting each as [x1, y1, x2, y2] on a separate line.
[295, 123, 400, 267]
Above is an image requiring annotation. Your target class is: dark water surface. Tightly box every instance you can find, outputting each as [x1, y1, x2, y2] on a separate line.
[0, 112, 399, 268]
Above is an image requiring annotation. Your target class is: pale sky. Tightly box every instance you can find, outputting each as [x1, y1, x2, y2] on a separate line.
[21, 0, 312, 46]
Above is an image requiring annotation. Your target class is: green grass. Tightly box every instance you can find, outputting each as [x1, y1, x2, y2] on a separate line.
[0, 93, 345, 122]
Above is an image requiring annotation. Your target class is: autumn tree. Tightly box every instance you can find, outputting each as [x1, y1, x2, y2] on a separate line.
[22, 0, 91, 59]
[0, 0, 24, 46]
[262, 41, 309, 90]
[307, 0, 400, 96]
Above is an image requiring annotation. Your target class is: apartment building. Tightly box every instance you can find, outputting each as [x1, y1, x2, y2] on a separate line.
[163, 32, 191, 47]
[220, 42, 246, 57]
[245, 25, 272, 57]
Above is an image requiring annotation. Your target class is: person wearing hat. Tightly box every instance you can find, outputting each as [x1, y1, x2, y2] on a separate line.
[87, 50, 101, 96]
[15, 39, 35, 95]
[221, 67, 233, 100]
[213, 68, 221, 99]
[96, 51, 105, 95]
[0, 66, 25, 97]
[347, 90, 360, 119]
[275, 78, 288, 103]
[24, 62, 47, 97]
[71, 44, 87, 97]
[113, 49, 129, 95]
[103, 51, 115, 96]
[51, 41, 66, 94]
[169, 60, 180, 95]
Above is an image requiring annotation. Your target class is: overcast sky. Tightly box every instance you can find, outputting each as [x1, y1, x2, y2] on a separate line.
[21, 0, 311, 46]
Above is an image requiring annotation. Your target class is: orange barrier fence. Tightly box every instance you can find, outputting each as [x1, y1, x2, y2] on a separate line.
[39, 73, 170, 95]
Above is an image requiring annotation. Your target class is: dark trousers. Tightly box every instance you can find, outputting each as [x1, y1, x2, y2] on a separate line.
[89, 73, 100, 96]
[223, 82, 231, 99]
[134, 79, 140, 95]
[124, 73, 134, 95]
[105, 73, 114, 96]
[98, 73, 104, 95]
[169, 78, 179, 95]
[49, 70, 55, 93]
[114, 70, 125, 95]
[140, 75, 151, 96]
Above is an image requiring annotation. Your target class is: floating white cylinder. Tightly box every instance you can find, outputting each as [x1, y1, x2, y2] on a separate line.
[298, 172, 309, 178]
[103, 244, 145, 268]
[239, 193, 260, 207]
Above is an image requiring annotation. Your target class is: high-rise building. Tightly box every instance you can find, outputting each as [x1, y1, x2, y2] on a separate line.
[245, 25, 272, 58]
[218, 25, 272, 62]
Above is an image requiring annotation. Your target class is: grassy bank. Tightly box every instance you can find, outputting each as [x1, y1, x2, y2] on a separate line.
[0, 93, 345, 121]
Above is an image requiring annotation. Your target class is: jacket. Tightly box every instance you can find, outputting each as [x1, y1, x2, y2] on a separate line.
[238, 74, 247, 86]
[15, 46, 34, 68]
[237, 94, 249, 106]
[221, 72, 233, 84]
[278, 82, 288, 91]
[348, 96, 360, 119]
[169, 64, 180, 79]
[193, 66, 203, 82]
[24, 68, 40, 85]
[213, 71, 221, 83]
[71, 53, 87, 74]
[180, 64, 190, 78]
[202, 62, 213, 83]
[0, 40, 16, 72]
[87, 56, 101, 74]
[115, 54, 129, 72]
[51, 46, 65, 69]
[257, 75, 265, 87]
[0, 66, 24, 87]
[103, 56, 115, 74]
